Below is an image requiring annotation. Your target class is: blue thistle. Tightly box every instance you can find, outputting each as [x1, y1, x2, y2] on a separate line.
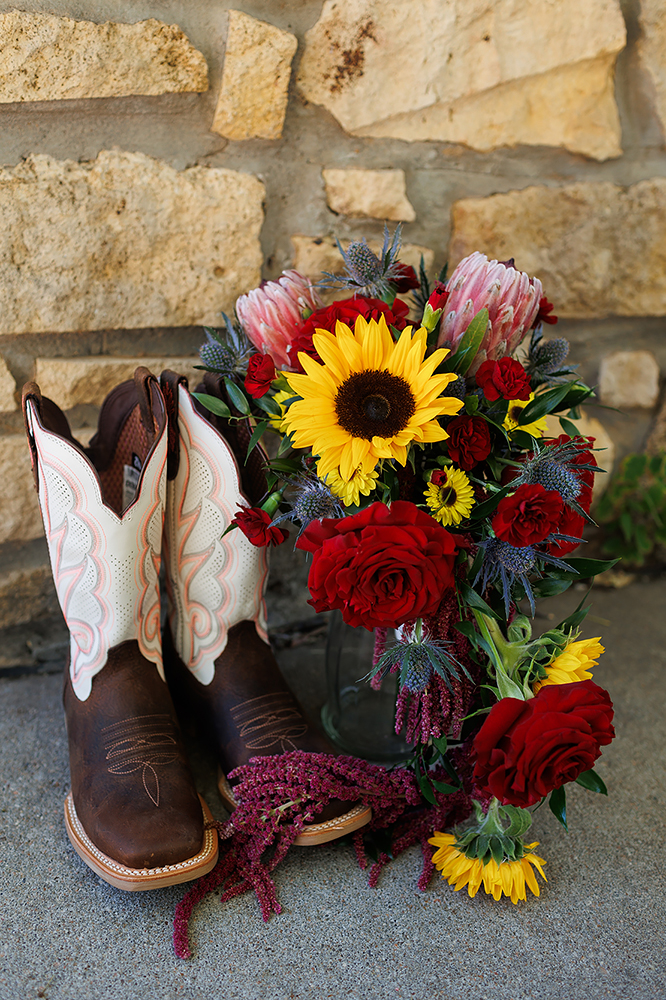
[367, 627, 469, 694]
[526, 327, 577, 386]
[475, 538, 576, 616]
[320, 224, 406, 300]
[509, 439, 600, 519]
[198, 314, 252, 378]
[270, 472, 343, 539]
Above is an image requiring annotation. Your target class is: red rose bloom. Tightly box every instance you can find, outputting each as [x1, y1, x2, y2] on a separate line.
[296, 500, 457, 630]
[476, 357, 531, 401]
[244, 353, 276, 398]
[233, 506, 288, 547]
[472, 680, 615, 807]
[544, 434, 598, 557]
[446, 415, 492, 471]
[492, 484, 563, 547]
[287, 297, 410, 372]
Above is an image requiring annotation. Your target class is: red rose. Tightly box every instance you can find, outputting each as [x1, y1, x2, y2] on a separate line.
[244, 353, 276, 399]
[287, 297, 410, 372]
[296, 500, 457, 630]
[446, 415, 492, 471]
[391, 263, 420, 293]
[492, 484, 563, 547]
[427, 281, 449, 312]
[472, 680, 615, 807]
[543, 435, 598, 557]
[233, 506, 288, 547]
[476, 357, 531, 402]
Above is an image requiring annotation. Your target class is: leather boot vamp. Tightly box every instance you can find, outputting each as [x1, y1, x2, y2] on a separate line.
[65, 640, 204, 869]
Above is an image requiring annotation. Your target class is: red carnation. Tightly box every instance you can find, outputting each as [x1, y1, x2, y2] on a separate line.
[476, 357, 531, 402]
[391, 263, 420, 293]
[287, 296, 410, 372]
[533, 296, 558, 327]
[492, 484, 563, 547]
[472, 680, 615, 807]
[296, 500, 457, 630]
[233, 506, 288, 547]
[244, 353, 276, 399]
[446, 415, 492, 471]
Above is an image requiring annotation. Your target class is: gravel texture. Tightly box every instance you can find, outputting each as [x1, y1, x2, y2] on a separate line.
[0, 581, 664, 1000]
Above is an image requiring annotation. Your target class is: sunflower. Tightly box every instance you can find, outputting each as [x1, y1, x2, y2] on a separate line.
[503, 393, 548, 439]
[533, 636, 604, 693]
[425, 467, 475, 526]
[322, 463, 380, 507]
[428, 832, 546, 903]
[282, 316, 463, 481]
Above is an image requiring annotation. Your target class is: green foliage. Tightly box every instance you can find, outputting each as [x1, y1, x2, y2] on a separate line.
[596, 451, 666, 567]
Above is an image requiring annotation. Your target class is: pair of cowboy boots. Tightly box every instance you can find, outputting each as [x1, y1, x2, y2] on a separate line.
[22, 367, 370, 891]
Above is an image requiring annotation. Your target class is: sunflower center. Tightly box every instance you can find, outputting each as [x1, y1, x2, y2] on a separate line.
[335, 369, 416, 441]
[438, 486, 457, 507]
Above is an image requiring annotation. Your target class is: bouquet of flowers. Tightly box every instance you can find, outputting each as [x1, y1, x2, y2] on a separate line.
[192, 227, 616, 910]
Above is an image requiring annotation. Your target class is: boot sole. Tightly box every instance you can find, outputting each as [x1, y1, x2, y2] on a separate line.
[217, 771, 372, 846]
[64, 792, 219, 891]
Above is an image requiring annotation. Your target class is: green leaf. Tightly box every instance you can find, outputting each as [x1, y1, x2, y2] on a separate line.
[443, 309, 489, 375]
[575, 769, 608, 795]
[191, 392, 231, 419]
[518, 382, 573, 425]
[268, 457, 301, 475]
[254, 394, 282, 418]
[431, 736, 448, 755]
[561, 556, 619, 578]
[549, 786, 568, 831]
[414, 756, 436, 805]
[619, 510, 634, 543]
[531, 577, 573, 598]
[469, 483, 514, 521]
[245, 420, 269, 462]
[458, 581, 500, 620]
[452, 621, 480, 646]
[464, 394, 479, 415]
[276, 431, 295, 457]
[430, 779, 459, 795]
[489, 836, 504, 866]
[558, 416, 580, 437]
[224, 378, 251, 415]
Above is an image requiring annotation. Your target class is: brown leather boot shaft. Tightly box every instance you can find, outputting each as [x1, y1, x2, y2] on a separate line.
[64, 643, 204, 871]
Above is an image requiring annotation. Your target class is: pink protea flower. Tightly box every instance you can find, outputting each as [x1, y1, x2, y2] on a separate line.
[437, 252, 543, 372]
[236, 270, 322, 369]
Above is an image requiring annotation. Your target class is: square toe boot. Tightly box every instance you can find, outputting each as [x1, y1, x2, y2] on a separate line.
[160, 370, 372, 845]
[22, 369, 218, 889]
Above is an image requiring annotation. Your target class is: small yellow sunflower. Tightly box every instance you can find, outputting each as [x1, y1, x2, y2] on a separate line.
[428, 832, 546, 903]
[425, 467, 475, 526]
[282, 315, 463, 481]
[503, 393, 548, 439]
[268, 388, 295, 432]
[322, 463, 380, 507]
[533, 636, 604, 693]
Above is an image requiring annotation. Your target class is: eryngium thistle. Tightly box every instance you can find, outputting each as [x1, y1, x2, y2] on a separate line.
[369, 629, 469, 695]
[198, 318, 252, 377]
[526, 327, 577, 386]
[442, 374, 467, 401]
[270, 472, 343, 538]
[510, 440, 599, 510]
[475, 537, 575, 616]
[321, 224, 406, 299]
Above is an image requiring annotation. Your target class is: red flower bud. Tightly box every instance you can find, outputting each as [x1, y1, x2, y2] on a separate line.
[244, 353, 276, 399]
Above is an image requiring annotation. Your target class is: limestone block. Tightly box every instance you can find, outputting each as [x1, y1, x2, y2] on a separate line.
[323, 169, 415, 221]
[0, 150, 264, 335]
[0, 357, 16, 412]
[297, 0, 626, 160]
[291, 234, 434, 282]
[0, 561, 59, 629]
[544, 412, 615, 501]
[35, 356, 202, 410]
[212, 10, 297, 140]
[0, 427, 94, 544]
[637, 0, 666, 138]
[598, 350, 660, 410]
[0, 11, 208, 102]
[448, 179, 666, 318]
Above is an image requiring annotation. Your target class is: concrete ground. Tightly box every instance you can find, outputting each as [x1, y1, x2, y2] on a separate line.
[0, 580, 664, 1000]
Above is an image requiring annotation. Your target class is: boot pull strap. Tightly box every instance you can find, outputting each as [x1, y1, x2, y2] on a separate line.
[21, 381, 42, 493]
[133, 367, 158, 446]
[160, 369, 189, 480]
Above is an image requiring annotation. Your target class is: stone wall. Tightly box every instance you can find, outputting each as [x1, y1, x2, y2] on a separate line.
[1, 0, 665, 630]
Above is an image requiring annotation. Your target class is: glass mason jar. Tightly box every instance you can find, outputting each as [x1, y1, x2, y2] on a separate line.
[321, 610, 411, 763]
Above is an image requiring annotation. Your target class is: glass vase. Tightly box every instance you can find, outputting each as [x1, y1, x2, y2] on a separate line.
[321, 610, 411, 763]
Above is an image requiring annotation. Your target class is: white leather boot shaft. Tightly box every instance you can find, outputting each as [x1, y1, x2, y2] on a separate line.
[164, 384, 269, 686]
[24, 400, 167, 701]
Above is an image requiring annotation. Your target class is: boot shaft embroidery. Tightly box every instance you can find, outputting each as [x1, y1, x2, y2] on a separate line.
[230, 692, 309, 752]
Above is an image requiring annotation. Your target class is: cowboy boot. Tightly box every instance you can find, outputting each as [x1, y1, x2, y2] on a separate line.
[160, 370, 372, 845]
[22, 369, 218, 890]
